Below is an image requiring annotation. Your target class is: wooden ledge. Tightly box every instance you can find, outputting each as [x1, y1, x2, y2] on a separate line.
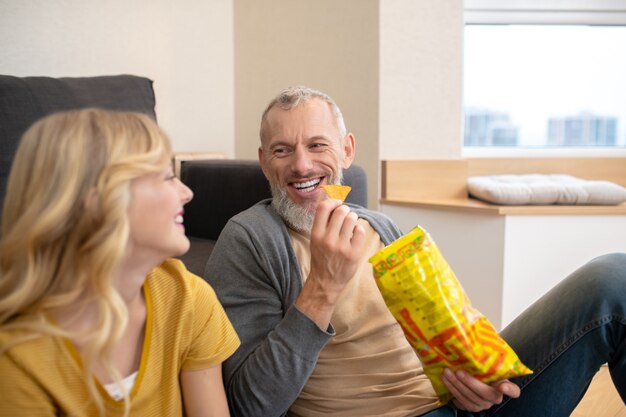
[381, 197, 626, 215]
[381, 157, 626, 215]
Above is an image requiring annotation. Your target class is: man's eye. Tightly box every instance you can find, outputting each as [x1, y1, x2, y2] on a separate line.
[273, 148, 291, 157]
[310, 143, 327, 151]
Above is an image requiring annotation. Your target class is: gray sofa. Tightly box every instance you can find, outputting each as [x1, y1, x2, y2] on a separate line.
[0, 74, 157, 213]
[0, 74, 369, 277]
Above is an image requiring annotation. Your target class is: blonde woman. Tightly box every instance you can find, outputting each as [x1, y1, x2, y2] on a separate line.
[0, 109, 240, 416]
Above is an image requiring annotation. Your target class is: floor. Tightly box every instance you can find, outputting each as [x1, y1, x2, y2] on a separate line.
[571, 365, 625, 417]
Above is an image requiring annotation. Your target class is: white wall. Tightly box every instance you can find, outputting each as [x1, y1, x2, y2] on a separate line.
[1, 0, 465, 196]
[380, 0, 464, 160]
[0, 0, 235, 156]
[502, 215, 626, 326]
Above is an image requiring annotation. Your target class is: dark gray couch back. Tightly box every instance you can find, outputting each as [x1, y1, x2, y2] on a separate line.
[180, 159, 368, 241]
[0, 74, 156, 212]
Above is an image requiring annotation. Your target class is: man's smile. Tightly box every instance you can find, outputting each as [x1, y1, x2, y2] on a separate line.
[291, 177, 323, 193]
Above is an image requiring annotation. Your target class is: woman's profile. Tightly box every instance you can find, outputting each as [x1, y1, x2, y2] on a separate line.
[0, 108, 239, 416]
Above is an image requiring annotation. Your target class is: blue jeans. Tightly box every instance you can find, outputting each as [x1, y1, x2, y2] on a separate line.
[419, 252, 626, 417]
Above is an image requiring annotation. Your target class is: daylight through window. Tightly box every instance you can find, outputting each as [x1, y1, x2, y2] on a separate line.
[464, 24, 626, 149]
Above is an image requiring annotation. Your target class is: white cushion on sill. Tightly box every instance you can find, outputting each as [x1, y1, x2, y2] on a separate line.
[467, 174, 626, 205]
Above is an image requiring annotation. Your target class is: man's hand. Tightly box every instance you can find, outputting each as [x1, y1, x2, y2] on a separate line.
[442, 369, 521, 413]
[295, 198, 366, 330]
[309, 199, 366, 296]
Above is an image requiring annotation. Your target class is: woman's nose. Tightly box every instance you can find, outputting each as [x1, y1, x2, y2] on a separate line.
[179, 179, 193, 204]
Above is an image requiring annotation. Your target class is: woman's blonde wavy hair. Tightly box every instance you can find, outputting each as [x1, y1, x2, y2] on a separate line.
[0, 108, 172, 416]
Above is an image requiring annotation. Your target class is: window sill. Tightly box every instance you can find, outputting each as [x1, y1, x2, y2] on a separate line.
[462, 147, 626, 159]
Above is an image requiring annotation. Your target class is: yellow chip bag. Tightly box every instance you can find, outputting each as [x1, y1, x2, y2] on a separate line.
[320, 184, 351, 202]
[368, 225, 532, 404]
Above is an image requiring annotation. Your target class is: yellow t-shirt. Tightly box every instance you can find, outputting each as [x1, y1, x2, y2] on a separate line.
[0, 259, 240, 416]
[288, 220, 440, 417]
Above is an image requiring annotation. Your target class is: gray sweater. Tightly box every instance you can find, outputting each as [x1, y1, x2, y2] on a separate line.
[205, 199, 403, 417]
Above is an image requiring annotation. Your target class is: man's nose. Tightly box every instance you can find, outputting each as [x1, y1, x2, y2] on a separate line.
[291, 147, 313, 174]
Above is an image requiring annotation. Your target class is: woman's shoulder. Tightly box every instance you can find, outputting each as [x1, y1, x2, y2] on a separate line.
[0, 325, 63, 371]
[146, 259, 219, 309]
[148, 258, 209, 289]
[152, 258, 193, 278]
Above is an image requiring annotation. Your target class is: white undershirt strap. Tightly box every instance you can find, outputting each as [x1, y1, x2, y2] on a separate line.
[103, 371, 138, 401]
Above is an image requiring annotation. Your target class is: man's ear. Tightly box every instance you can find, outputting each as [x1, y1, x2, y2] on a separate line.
[258, 146, 270, 179]
[341, 133, 356, 169]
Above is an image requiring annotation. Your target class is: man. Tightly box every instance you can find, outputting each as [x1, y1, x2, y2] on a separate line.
[205, 86, 626, 417]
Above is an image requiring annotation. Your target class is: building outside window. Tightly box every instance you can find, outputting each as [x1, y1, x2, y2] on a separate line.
[463, 1, 626, 150]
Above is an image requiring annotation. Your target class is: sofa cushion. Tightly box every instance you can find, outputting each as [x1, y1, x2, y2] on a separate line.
[181, 160, 272, 241]
[178, 237, 217, 277]
[0, 74, 156, 209]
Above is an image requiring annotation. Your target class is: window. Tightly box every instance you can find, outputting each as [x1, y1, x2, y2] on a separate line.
[463, 1, 626, 151]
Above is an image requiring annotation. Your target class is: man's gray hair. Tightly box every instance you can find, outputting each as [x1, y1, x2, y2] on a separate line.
[259, 86, 347, 143]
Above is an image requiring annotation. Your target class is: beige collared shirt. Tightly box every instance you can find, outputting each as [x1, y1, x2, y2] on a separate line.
[288, 220, 440, 417]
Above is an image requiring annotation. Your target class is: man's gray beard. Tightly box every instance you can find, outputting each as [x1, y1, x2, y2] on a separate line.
[271, 184, 315, 234]
[270, 171, 343, 235]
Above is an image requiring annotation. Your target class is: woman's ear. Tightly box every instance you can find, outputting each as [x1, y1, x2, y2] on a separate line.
[83, 186, 101, 221]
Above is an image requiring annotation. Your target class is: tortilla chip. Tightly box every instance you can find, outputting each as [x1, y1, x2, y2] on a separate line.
[320, 184, 352, 202]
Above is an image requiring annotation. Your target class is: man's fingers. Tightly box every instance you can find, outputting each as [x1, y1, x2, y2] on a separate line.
[338, 211, 358, 239]
[443, 370, 492, 411]
[311, 199, 343, 236]
[442, 369, 507, 412]
[492, 380, 521, 399]
[326, 204, 352, 236]
[350, 223, 366, 247]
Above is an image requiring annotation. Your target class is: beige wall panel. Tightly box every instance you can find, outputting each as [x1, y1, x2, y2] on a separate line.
[380, 0, 464, 160]
[234, 0, 380, 208]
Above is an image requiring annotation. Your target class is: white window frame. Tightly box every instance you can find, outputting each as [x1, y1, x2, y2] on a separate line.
[463, 0, 626, 157]
[465, 0, 626, 25]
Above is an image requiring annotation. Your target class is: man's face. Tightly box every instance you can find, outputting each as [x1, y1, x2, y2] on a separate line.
[259, 98, 355, 232]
